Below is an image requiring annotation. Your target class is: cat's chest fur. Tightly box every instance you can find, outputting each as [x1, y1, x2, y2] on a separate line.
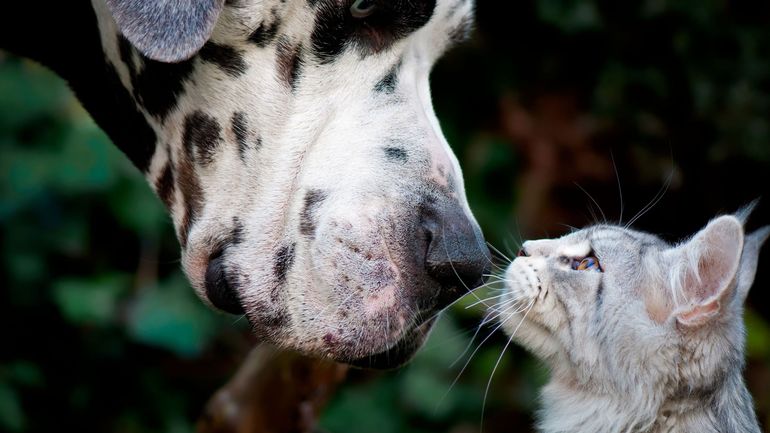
[539, 374, 752, 433]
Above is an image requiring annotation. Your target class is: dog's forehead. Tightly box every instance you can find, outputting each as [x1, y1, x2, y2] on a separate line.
[218, 0, 474, 59]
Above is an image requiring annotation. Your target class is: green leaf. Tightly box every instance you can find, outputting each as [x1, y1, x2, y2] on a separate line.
[6, 362, 44, 388]
[108, 177, 167, 236]
[53, 274, 131, 326]
[126, 273, 219, 357]
[745, 308, 770, 360]
[0, 383, 25, 432]
[536, 0, 602, 32]
[320, 380, 406, 433]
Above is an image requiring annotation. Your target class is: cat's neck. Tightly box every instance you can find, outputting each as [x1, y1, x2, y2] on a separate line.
[538, 371, 760, 433]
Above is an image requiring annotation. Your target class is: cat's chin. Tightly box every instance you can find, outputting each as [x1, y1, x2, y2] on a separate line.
[348, 318, 435, 369]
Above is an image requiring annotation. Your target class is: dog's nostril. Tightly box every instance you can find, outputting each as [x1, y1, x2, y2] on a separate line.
[422, 205, 490, 308]
[517, 248, 528, 257]
[205, 250, 245, 315]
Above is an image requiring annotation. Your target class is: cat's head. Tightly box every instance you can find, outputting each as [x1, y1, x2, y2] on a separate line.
[501, 204, 769, 394]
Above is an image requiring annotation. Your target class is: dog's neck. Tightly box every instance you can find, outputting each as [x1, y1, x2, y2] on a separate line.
[538, 372, 760, 433]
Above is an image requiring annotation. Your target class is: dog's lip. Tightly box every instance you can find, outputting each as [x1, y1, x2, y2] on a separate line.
[347, 317, 436, 369]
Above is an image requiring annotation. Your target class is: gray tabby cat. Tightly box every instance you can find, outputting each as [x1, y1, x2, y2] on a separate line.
[500, 205, 769, 433]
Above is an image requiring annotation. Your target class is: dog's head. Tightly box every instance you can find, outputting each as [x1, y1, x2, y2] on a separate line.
[95, 0, 487, 367]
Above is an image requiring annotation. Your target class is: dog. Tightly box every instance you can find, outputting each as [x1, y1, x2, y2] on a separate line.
[0, 0, 488, 368]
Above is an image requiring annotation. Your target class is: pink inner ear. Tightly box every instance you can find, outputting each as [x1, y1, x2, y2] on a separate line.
[689, 219, 742, 302]
[677, 299, 720, 326]
[674, 216, 743, 326]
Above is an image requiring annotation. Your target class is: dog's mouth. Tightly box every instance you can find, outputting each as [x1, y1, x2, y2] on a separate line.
[348, 317, 436, 369]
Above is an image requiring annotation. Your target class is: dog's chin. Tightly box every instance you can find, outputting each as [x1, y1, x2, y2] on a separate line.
[348, 318, 436, 369]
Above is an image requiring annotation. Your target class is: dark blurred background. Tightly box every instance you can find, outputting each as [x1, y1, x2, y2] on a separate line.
[2, 0, 770, 432]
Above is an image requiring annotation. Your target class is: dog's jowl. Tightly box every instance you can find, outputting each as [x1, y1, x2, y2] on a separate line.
[0, 0, 488, 367]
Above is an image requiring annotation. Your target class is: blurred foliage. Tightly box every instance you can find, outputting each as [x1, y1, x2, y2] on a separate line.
[2, 0, 770, 432]
[0, 55, 245, 433]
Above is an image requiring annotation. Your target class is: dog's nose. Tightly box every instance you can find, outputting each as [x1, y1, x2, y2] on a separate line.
[422, 204, 490, 309]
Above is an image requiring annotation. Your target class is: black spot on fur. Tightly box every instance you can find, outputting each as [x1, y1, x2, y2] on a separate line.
[276, 39, 303, 91]
[322, 333, 338, 348]
[311, 0, 436, 63]
[154, 158, 176, 208]
[374, 61, 400, 93]
[199, 42, 247, 77]
[449, 12, 474, 44]
[595, 280, 605, 311]
[251, 301, 289, 330]
[264, 310, 289, 328]
[274, 243, 296, 283]
[300, 189, 327, 238]
[384, 146, 408, 163]
[231, 112, 249, 160]
[183, 111, 222, 166]
[249, 20, 280, 47]
[118, 35, 138, 80]
[129, 39, 195, 121]
[230, 216, 244, 245]
[177, 153, 203, 248]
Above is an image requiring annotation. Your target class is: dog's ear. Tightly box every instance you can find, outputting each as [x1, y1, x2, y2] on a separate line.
[105, 0, 226, 62]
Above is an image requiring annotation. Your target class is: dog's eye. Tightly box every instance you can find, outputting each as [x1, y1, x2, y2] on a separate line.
[350, 0, 377, 18]
[571, 256, 602, 272]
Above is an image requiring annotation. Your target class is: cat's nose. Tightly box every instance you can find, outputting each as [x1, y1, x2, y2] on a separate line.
[422, 203, 490, 308]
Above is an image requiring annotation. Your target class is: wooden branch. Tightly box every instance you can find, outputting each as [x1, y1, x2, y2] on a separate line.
[197, 344, 349, 433]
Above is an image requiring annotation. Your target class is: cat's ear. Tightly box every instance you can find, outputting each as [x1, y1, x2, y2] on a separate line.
[734, 199, 760, 225]
[734, 226, 770, 304]
[732, 199, 769, 303]
[667, 216, 744, 327]
[105, 0, 226, 62]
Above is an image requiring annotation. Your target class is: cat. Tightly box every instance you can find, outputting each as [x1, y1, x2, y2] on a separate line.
[499, 204, 769, 433]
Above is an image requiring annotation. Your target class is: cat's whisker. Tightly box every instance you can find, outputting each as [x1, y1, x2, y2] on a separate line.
[465, 292, 511, 309]
[502, 237, 521, 263]
[587, 206, 600, 226]
[439, 299, 527, 409]
[624, 165, 674, 229]
[558, 222, 580, 233]
[485, 296, 532, 320]
[419, 277, 507, 328]
[435, 318, 499, 413]
[611, 150, 625, 226]
[512, 216, 527, 251]
[447, 313, 497, 370]
[504, 228, 524, 262]
[575, 182, 607, 225]
[480, 299, 536, 431]
[482, 276, 508, 285]
[438, 263, 540, 418]
[489, 299, 533, 316]
[487, 242, 512, 262]
[483, 261, 508, 274]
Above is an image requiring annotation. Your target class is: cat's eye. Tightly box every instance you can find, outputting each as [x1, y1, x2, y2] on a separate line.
[571, 256, 602, 272]
[351, 0, 377, 18]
